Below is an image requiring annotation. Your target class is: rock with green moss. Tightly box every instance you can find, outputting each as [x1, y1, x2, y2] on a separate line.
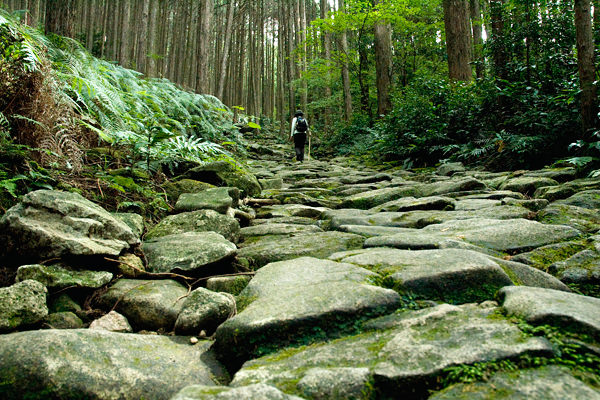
[0, 190, 138, 263]
[143, 232, 237, 275]
[49, 293, 81, 314]
[240, 223, 323, 242]
[0, 280, 48, 332]
[370, 196, 456, 213]
[231, 304, 555, 398]
[499, 286, 600, 339]
[420, 218, 581, 252]
[338, 225, 422, 238]
[259, 178, 284, 190]
[419, 177, 487, 197]
[236, 232, 365, 269]
[430, 365, 600, 399]
[548, 249, 600, 284]
[44, 311, 84, 329]
[485, 257, 570, 291]
[538, 204, 600, 232]
[174, 288, 235, 335]
[214, 257, 401, 367]
[179, 161, 262, 197]
[0, 329, 228, 399]
[341, 187, 422, 209]
[206, 275, 252, 296]
[534, 184, 577, 202]
[146, 210, 241, 242]
[175, 188, 235, 214]
[437, 162, 466, 176]
[116, 253, 146, 278]
[164, 179, 215, 202]
[96, 279, 188, 331]
[255, 204, 328, 219]
[171, 383, 304, 400]
[112, 212, 144, 238]
[556, 190, 600, 209]
[89, 311, 133, 333]
[499, 176, 559, 195]
[16, 264, 113, 290]
[511, 241, 590, 272]
[334, 248, 514, 303]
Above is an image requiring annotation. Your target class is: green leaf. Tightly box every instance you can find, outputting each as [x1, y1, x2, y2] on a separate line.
[247, 122, 261, 130]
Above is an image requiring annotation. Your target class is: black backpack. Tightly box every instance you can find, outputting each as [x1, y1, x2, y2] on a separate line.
[296, 117, 308, 133]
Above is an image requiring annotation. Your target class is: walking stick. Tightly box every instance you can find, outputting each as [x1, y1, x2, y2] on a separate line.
[308, 134, 311, 161]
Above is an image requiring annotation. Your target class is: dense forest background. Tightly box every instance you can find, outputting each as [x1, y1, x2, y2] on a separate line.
[2, 0, 600, 171]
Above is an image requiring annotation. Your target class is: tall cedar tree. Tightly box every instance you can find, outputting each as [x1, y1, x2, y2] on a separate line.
[575, 0, 598, 139]
[443, 0, 472, 81]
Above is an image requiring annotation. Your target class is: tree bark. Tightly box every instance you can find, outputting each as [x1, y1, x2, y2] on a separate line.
[338, 0, 352, 121]
[443, 0, 472, 81]
[575, 0, 598, 138]
[470, 0, 484, 78]
[217, 0, 235, 101]
[45, 0, 77, 38]
[490, 0, 508, 80]
[373, 0, 393, 116]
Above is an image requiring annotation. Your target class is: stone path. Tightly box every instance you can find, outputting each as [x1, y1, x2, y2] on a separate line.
[0, 134, 600, 399]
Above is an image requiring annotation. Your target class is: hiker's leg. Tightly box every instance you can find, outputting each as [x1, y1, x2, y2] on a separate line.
[295, 145, 303, 161]
[294, 133, 306, 161]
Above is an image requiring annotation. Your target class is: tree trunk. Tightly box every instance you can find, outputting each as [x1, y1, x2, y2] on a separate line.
[373, 0, 393, 116]
[575, 0, 598, 138]
[217, 0, 235, 101]
[320, 0, 332, 128]
[470, 0, 484, 78]
[338, 0, 352, 121]
[443, 0, 472, 81]
[490, 0, 508, 80]
[196, 0, 214, 94]
[137, 0, 150, 73]
[45, 0, 77, 37]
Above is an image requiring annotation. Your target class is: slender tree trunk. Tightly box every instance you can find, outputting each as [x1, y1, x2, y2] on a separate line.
[470, 0, 484, 78]
[196, 0, 214, 93]
[490, 0, 508, 80]
[45, 0, 77, 37]
[338, 0, 352, 121]
[443, 0, 472, 81]
[217, 0, 235, 100]
[136, 0, 149, 73]
[575, 0, 598, 138]
[373, 0, 393, 116]
[320, 0, 332, 128]
[120, 0, 132, 67]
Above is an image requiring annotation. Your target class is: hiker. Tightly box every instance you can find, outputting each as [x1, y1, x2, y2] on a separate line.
[290, 110, 310, 162]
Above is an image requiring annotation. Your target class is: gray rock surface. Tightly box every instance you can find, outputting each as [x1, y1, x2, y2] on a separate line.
[370, 196, 456, 212]
[231, 304, 555, 398]
[143, 232, 237, 275]
[419, 177, 487, 196]
[0, 329, 228, 400]
[171, 383, 304, 400]
[44, 311, 84, 329]
[0, 190, 138, 262]
[89, 310, 133, 332]
[96, 279, 188, 331]
[16, 264, 113, 289]
[236, 232, 365, 269]
[214, 257, 401, 366]
[556, 190, 600, 209]
[0, 280, 48, 331]
[341, 187, 421, 209]
[175, 288, 236, 335]
[145, 209, 240, 242]
[112, 212, 144, 238]
[239, 223, 322, 240]
[500, 176, 560, 195]
[430, 366, 600, 399]
[206, 275, 252, 296]
[538, 204, 600, 232]
[499, 286, 600, 338]
[175, 188, 234, 214]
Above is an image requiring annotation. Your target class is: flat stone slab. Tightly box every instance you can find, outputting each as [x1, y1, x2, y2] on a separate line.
[16, 264, 113, 289]
[255, 204, 328, 219]
[0, 329, 228, 400]
[0, 190, 138, 263]
[0, 280, 48, 332]
[430, 365, 600, 399]
[239, 223, 323, 240]
[145, 210, 240, 242]
[172, 384, 304, 400]
[175, 188, 234, 214]
[96, 279, 188, 331]
[556, 190, 600, 210]
[370, 196, 456, 212]
[231, 304, 556, 398]
[499, 176, 559, 195]
[420, 218, 581, 252]
[338, 225, 421, 238]
[418, 177, 487, 196]
[332, 248, 513, 303]
[341, 186, 421, 209]
[214, 257, 401, 367]
[499, 286, 600, 339]
[236, 232, 365, 269]
[143, 232, 237, 275]
[538, 204, 600, 232]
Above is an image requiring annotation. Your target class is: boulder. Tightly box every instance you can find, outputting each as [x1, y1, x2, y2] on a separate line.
[172, 384, 304, 400]
[236, 232, 365, 269]
[112, 212, 144, 238]
[499, 286, 600, 339]
[436, 162, 466, 176]
[89, 311, 133, 333]
[419, 177, 487, 196]
[499, 176, 560, 195]
[538, 204, 600, 232]
[179, 161, 262, 197]
[231, 304, 555, 398]
[0, 190, 138, 263]
[44, 311, 84, 329]
[430, 366, 600, 399]
[143, 232, 237, 275]
[145, 210, 240, 242]
[335, 248, 514, 303]
[96, 279, 188, 331]
[16, 264, 113, 290]
[175, 188, 235, 214]
[0, 280, 48, 332]
[548, 249, 600, 284]
[0, 329, 228, 399]
[206, 275, 252, 296]
[259, 178, 284, 190]
[174, 288, 236, 335]
[214, 257, 401, 367]
[556, 190, 600, 210]
[164, 179, 215, 202]
[116, 253, 146, 278]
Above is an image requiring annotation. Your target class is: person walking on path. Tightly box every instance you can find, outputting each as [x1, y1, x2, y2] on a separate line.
[290, 110, 310, 162]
